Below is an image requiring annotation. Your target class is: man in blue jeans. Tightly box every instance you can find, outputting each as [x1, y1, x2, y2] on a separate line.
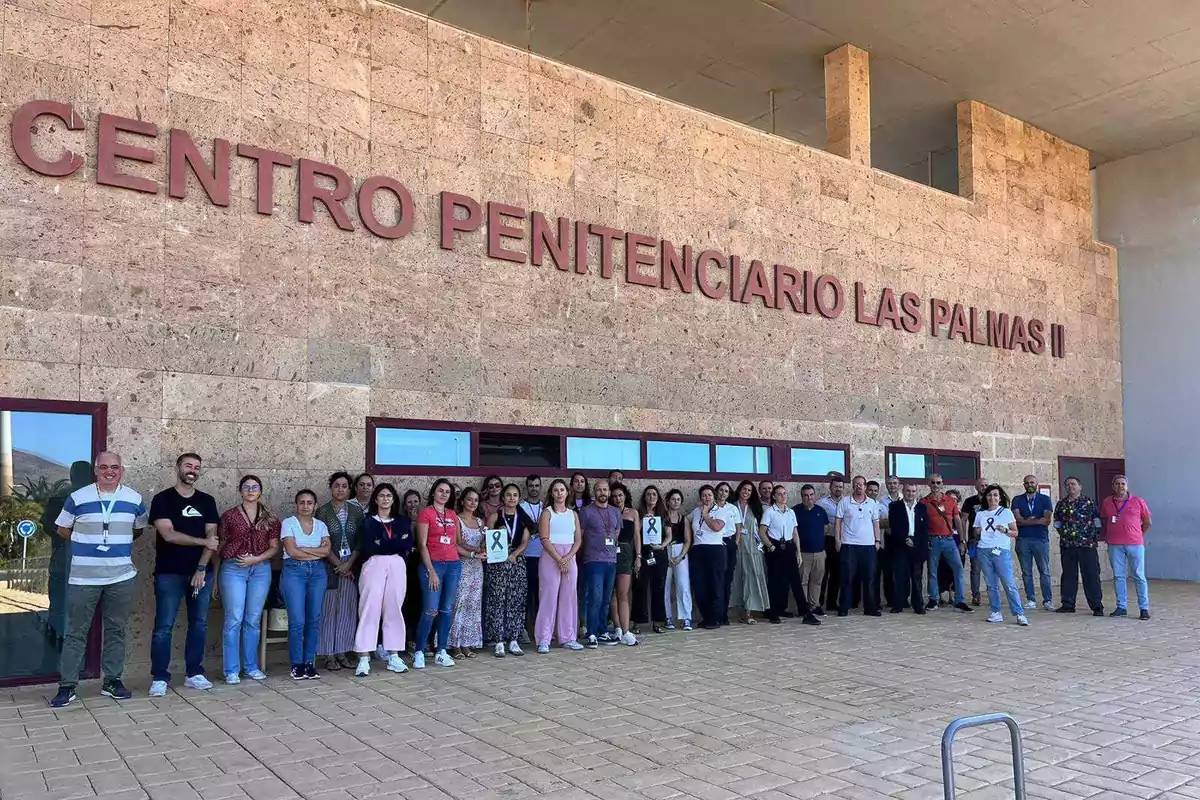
[579, 480, 621, 647]
[920, 475, 973, 613]
[148, 453, 220, 697]
[1013, 474, 1055, 611]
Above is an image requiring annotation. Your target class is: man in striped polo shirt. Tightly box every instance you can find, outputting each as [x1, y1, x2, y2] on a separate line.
[50, 451, 149, 708]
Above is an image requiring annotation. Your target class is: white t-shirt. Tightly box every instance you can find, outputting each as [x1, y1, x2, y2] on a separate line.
[975, 507, 1016, 550]
[836, 496, 880, 546]
[760, 505, 797, 542]
[817, 496, 841, 536]
[280, 516, 330, 558]
[520, 500, 545, 557]
[691, 505, 736, 546]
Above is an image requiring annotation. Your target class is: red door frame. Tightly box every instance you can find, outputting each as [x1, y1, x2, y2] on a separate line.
[1056, 456, 1125, 501]
[0, 397, 108, 688]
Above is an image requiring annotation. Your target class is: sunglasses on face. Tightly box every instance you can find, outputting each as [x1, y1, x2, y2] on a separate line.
[930, 481, 943, 486]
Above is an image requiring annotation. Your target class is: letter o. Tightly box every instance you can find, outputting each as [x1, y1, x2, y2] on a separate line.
[357, 175, 414, 239]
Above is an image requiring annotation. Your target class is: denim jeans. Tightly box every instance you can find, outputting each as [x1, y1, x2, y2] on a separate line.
[280, 560, 327, 666]
[151, 571, 213, 682]
[1016, 537, 1052, 604]
[583, 561, 617, 635]
[978, 547, 1023, 616]
[415, 560, 463, 652]
[1109, 544, 1150, 611]
[927, 537, 965, 605]
[219, 561, 272, 675]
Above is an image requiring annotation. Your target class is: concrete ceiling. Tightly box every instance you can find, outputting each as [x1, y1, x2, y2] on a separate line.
[389, 0, 1200, 180]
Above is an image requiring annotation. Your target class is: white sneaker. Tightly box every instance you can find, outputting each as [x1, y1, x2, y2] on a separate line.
[412, 651, 426, 670]
[434, 650, 456, 667]
[508, 640, 523, 656]
[987, 612, 1004, 623]
[184, 675, 213, 691]
[585, 635, 598, 649]
[1024, 600, 1037, 609]
[246, 669, 267, 681]
[356, 657, 371, 677]
[1017, 615, 1030, 626]
[375, 645, 388, 660]
[536, 643, 551, 654]
[615, 627, 624, 641]
[148, 680, 167, 697]
[386, 654, 408, 673]
[1042, 602, 1056, 612]
[562, 640, 584, 650]
[224, 673, 241, 685]
[621, 631, 638, 646]
[494, 643, 506, 658]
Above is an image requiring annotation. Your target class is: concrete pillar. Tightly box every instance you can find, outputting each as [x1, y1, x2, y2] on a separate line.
[824, 44, 871, 167]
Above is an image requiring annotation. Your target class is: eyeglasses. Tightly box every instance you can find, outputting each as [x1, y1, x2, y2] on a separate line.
[930, 481, 943, 486]
[241, 484, 262, 491]
[486, 482, 501, 489]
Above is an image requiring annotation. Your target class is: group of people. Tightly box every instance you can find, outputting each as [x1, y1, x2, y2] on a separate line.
[46, 451, 1153, 709]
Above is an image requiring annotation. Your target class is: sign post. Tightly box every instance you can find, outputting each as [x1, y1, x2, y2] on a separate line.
[17, 519, 36, 572]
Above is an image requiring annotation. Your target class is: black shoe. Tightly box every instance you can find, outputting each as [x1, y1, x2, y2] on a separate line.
[801, 613, 821, 626]
[100, 679, 132, 700]
[1054, 606, 1076, 613]
[1139, 610, 1150, 620]
[837, 610, 848, 617]
[702, 623, 720, 630]
[889, 608, 903, 614]
[305, 664, 320, 680]
[49, 686, 77, 708]
[1110, 607, 1127, 617]
[1093, 609, 1104, 616]
[954, 602, 974, 613]
[926, 600, 938, 610]
[813, 606, 826, 617]
[780, 611, 795, 618]
[767, 617, 782, 624]
[866, 610, 882, 617]
[914, 608, 927, 615]
[290, 665, 306, 680]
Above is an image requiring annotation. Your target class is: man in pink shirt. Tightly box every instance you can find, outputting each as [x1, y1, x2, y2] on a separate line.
[1099, 475, 1152, 620]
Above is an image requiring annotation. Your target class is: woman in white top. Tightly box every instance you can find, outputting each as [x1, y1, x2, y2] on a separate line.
[663, 488, 692, 630]
[279, 489, 332, 680]
[973, 485, 1027, 626]
[534, 478, 584, 652]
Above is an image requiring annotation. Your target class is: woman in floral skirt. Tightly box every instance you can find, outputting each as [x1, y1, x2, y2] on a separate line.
[447, 487, 486, 659]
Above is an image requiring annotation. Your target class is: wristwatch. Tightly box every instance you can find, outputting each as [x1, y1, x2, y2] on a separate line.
[195, 566, 206, 573]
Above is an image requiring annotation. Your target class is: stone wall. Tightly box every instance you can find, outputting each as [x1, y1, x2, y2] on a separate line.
[0, 0, 1121, 665]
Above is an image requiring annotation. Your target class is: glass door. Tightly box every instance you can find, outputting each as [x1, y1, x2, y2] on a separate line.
[0, 399, 107, 686]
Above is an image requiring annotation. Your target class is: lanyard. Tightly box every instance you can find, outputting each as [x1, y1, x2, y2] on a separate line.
[1025, 494, 1039, 518]
[98, 486, 119, 542]
[1115, 495, 1133, 517]
[525, 502, 542, 521]
[503, 511, 518, 544]
[381, 519, 394, 540]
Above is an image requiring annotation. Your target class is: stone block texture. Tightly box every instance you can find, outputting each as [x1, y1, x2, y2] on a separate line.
[0, 1, 1122, 663]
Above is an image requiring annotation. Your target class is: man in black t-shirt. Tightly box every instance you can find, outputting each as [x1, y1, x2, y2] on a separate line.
[959, 478, 996, 607]
[148, 453, 220, 696]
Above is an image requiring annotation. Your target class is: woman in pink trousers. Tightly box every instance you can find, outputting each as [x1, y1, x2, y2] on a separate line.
[534, 479, 584, 652]
[352, 483, 412, 676]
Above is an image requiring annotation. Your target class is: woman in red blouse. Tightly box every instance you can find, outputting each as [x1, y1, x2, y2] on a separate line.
[217, 475, 280, 684]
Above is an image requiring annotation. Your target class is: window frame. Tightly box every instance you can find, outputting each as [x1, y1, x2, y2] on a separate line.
[367, 417, 849, 482]
[883, 446, 981, 483]
[786, 443, 851, 482]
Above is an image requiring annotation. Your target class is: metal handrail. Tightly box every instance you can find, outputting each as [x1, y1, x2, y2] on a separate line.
[941, 713, 1026, 800]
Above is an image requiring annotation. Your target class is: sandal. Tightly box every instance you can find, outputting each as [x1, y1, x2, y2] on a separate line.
[336, 654, 355, 670]
[743, 615, 757, 625]
[324, 657, 341, 671]
[464, 649, 476, 659]
[652, 624, 666, 634]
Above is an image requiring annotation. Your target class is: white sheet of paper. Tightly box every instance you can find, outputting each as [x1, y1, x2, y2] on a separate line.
[485, 528, 510, 564]
[642, 516, 662, 546]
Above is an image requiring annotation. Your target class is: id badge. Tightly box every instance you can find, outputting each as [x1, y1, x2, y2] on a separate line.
[339, 547, 351, 559]
[95, 545, 110, 553]
[1110, 516, 1117, 524]
[991, 548, 1002, 556]
[646, 553, 656, 566]
[439, 535, 452, 545]
[604, 537, 614, 547]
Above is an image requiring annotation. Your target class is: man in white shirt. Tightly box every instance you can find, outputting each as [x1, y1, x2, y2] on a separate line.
[759, 484, 821, 626]
[817, 475, 846, 613]
[689, 485, 737, 629]
[712, 483, 742, 626]
[834, 476, 882, 617]
[519, 474, 545, 639]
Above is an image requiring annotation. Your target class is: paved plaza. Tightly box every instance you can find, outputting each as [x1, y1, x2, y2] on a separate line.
[4, 582, 1200, 800]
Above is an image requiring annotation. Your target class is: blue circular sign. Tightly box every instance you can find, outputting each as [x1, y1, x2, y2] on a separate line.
[16, 520, 36, 539]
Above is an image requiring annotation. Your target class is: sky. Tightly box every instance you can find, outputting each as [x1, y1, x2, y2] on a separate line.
[10, 412, 92, 467]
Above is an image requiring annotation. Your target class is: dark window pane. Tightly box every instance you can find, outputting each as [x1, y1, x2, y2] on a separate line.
[479, 432, 561, 469]
[716, 445, 771, 474]
[937, 455, 978, 482]
[791, 447, 846, 477]
[565, 437, 640, 470]
[647, 440, 710, 472]
[888, 451, 934, 480]
[376, 428, 471, 467]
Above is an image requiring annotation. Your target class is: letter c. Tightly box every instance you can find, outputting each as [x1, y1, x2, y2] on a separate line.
[10, 100, 85, 177]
